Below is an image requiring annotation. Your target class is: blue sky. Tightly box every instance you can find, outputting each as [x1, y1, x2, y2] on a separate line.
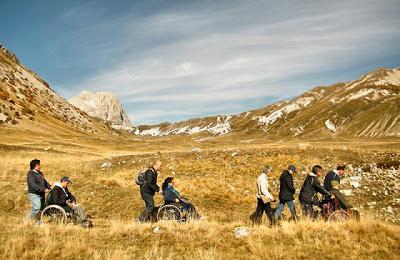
[1, 0, 400, 125]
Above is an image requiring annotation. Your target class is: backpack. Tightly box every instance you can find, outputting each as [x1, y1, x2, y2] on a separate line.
[135, 169, 147, 186]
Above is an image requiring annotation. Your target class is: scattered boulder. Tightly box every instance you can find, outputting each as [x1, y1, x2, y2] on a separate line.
[101, 162, 112, 170]
[234, 227, 250, 238]
[153, 226, 161, 234]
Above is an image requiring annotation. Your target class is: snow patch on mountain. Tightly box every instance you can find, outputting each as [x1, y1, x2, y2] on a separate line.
[208, 116, 232, 135]
[342, 89, 392, 102]
[325, 119, 337, 132]
[140, 127, 163, 137]
[136, 116, 232, 136]
[374, 69, 400, 86]
[255, 97, 314, 126]
[346, 73, 373, 90]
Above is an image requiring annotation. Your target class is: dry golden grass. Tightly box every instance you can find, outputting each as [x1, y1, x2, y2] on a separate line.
[0, 129, 399, 259]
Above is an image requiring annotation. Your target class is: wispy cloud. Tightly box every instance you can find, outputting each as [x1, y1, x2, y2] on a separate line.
[47, 1, 400, 124]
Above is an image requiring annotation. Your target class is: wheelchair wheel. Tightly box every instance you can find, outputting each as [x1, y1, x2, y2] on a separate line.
[40, 205, 68, 224]
[157, 204, 182, 222]
[328, 210, 351, 222]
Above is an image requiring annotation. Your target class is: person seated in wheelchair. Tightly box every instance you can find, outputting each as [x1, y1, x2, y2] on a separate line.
[48, 176, 91, 227]
[328, 180, 360, 220]
[162, 177, 200, 219]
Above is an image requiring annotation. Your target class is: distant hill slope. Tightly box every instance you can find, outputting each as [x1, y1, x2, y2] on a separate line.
[69, 91, 133, 131]
[0, 45, 116, 136]
[136, 67, 400, 138]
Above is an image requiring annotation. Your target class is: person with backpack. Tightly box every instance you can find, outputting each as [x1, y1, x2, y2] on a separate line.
[26, 159, 52, 224]
[137, 160, 162, 222]
[274, 165, 298, 223]
[250, 166, 275, 226]
[299, 165, 333, 219]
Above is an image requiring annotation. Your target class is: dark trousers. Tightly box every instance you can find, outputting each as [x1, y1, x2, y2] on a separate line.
[301, 202, 315, 219]
[139, 191, 155, 222]
[250, 198, 275, 225]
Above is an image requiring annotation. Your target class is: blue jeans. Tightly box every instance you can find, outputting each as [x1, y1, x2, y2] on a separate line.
[274, 200, 297, 220]
[27, 193, 44, 220]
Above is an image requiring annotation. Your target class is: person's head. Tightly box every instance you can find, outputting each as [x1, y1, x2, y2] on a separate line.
[162, 176, 174, 191]
[331, 180, 340, 190]
[30, 159, 41, 171]
[312, 165, 323, 177]
[336, 164, 346, 177]
[60, 176, 72, 188]
[261, 165, 272, 175]
[153, 160, 163, 171]
[288, 165, 297, 174]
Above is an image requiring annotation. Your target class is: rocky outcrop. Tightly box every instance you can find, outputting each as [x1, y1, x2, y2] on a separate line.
[69, 91, 133, 129]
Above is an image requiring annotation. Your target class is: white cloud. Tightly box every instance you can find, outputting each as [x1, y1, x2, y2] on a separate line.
[64, 1, 400, 124]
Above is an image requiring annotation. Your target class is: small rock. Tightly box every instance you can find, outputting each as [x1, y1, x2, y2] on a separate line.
[350, 181, 361, 189]
[153, 226, 161, 234]
[101, 162, 112, 169]
[234, 227, 250, 238]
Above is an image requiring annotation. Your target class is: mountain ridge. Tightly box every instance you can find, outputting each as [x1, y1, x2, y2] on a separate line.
[135, 67, 400, 138]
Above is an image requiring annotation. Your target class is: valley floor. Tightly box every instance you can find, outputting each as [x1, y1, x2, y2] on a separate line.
[0, 131, 399, 259]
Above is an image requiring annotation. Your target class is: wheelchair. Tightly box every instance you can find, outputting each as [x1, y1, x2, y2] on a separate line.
[320, 198, 353, 222]
[39, 192, 91, 227]
[156, 198, 200, 222]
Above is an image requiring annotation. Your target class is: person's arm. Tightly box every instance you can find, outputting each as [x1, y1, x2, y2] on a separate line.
[260, 176, 274, 200]
[44, 178, 51, 190]
[145, 170, 159, 193]
[286, 175, 296, 194]
[313, 180, 330, 196]
[69, 192, 76, 203]
[27, 171, 44, 193]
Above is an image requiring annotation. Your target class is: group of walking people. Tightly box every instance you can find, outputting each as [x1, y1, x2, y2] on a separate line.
[26, 158, 354, 227]
[251, 163, 353, 225]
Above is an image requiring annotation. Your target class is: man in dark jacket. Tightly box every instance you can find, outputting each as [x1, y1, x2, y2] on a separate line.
[49, 176, 88, 225]
[138, 160, 162, 222]
[323, 164, 346, 191]
[26, 159, 52, 222]
[299, 165, 333, 219]
[274, 165, 298, 222]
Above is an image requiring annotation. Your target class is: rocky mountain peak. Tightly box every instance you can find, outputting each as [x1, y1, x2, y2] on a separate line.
[68, 91, 133, 129]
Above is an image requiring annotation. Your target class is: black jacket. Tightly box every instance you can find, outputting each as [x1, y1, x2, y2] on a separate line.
[299, 174, 330, 205]
[323, 170, 341, 191]
[49, 185, 76, 207]
[140, 167, 159, 195]
[278, 170, 296, 202]
[27, 170, 51, 196]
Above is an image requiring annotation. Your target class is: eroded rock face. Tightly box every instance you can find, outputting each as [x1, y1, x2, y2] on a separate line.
[69, 91, 133, 129]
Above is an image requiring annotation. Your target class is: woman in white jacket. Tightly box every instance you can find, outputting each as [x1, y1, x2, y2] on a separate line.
[250, 166, 276, 225]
